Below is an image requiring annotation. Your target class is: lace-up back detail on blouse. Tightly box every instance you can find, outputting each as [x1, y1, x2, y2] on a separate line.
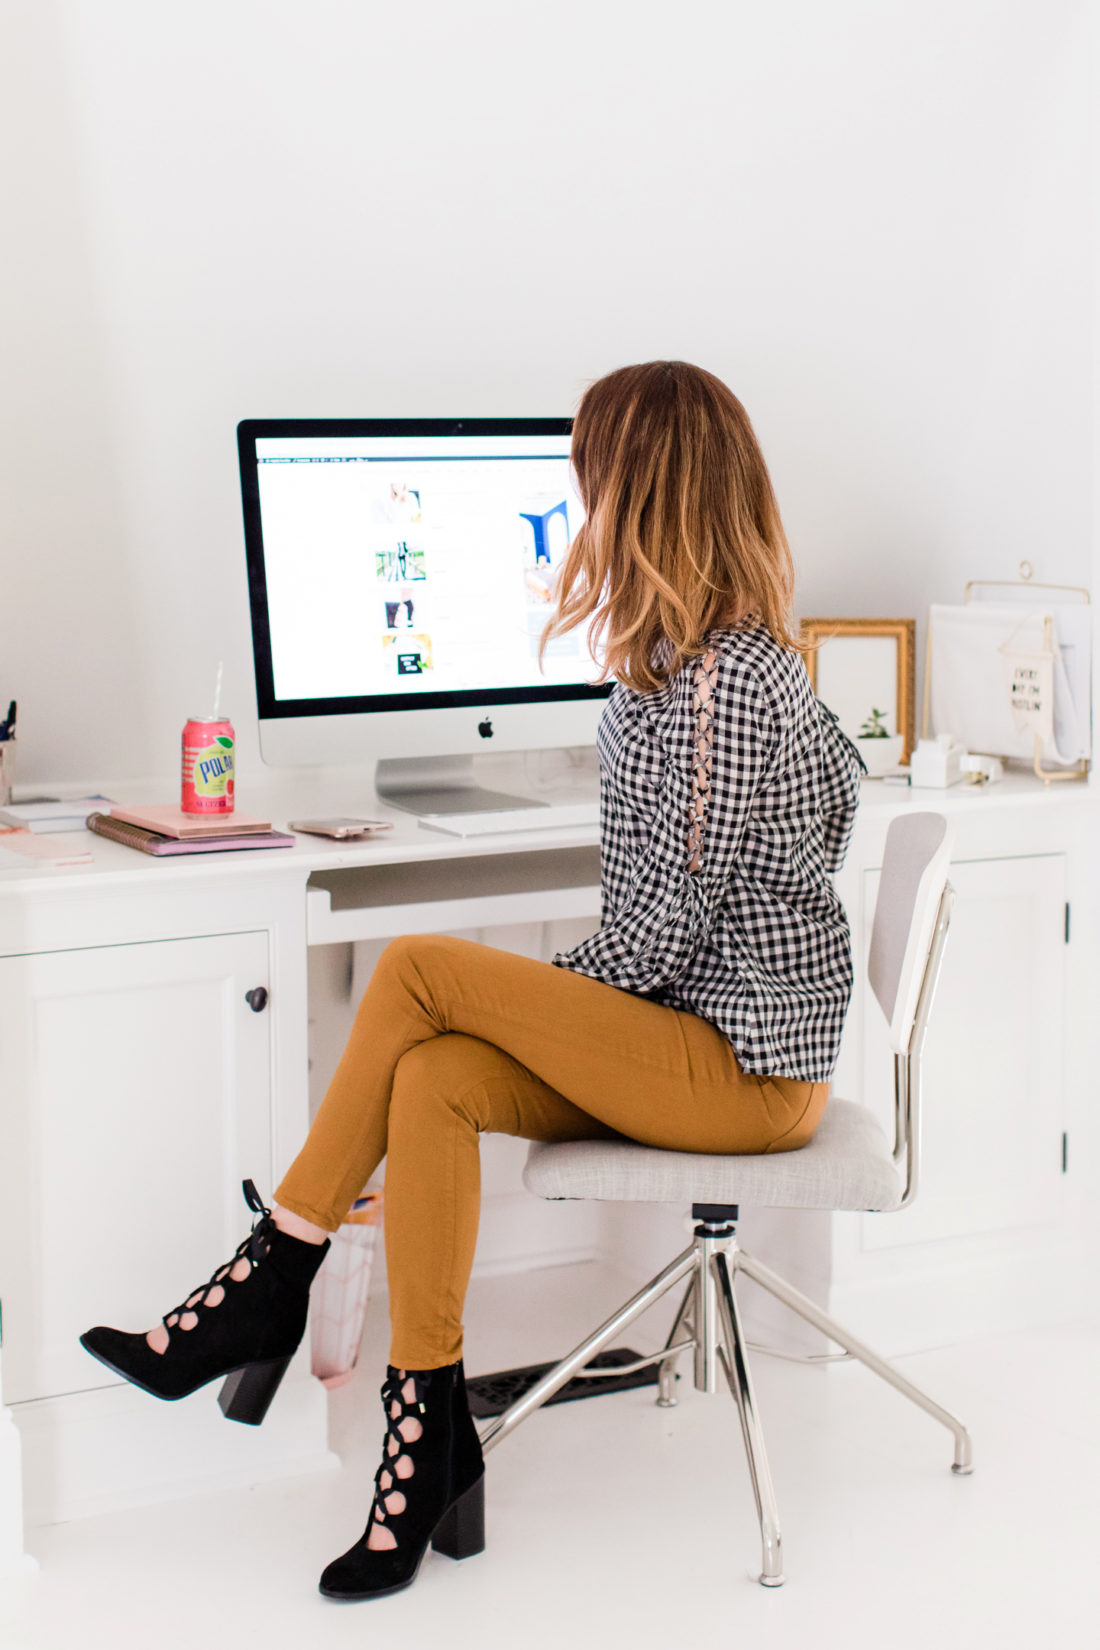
[553, 625, 863, 1083]
[687, 649, 720, 874]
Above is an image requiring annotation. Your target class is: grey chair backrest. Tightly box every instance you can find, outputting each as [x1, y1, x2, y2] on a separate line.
[867, 813, 954, 1056]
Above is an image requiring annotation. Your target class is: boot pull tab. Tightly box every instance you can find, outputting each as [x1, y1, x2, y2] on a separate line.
[242, 1179, 271, 1219]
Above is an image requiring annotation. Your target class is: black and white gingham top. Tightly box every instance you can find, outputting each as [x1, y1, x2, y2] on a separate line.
[554, 625, 863, 1082]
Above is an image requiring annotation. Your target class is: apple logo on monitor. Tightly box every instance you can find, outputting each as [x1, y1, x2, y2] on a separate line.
[478, 717, 493, 739]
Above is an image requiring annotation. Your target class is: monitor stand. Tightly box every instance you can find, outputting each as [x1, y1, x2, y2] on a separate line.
[375, 755, 546, 818]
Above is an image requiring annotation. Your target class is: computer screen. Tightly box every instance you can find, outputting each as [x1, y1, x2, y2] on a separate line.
[239, 419, 609, 722]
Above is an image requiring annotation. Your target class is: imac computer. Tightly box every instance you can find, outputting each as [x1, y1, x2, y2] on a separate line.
[237, 419, 611, 815]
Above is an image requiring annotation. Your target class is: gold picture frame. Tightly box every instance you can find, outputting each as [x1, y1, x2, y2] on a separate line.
[800, 617, 916, 764]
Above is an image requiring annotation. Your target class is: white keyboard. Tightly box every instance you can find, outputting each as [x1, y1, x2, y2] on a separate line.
[418, 801, 599, 838]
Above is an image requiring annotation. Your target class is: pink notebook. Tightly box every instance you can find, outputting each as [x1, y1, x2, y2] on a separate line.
[109, 804, 273, 839]
[87, 814, 293, 857]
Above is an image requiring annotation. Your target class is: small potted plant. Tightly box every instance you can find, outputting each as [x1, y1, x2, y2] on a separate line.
[857, 707, 905, 777]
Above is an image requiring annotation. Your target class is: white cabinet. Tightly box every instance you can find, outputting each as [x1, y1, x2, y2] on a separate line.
[860, 854, 1067, 1251]
[0, 931, 272, 1406]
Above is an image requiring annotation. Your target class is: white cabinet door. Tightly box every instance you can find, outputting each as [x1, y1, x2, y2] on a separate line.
[860, 854, 1066, 1251]
[0, 932, 272, 1405]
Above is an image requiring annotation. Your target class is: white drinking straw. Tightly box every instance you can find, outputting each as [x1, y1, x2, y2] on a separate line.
[211, 659, 224, 721]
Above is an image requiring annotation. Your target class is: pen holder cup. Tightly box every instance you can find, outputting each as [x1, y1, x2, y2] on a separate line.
[0, 740, 14, 808]
[309, 1188, 383, 1390]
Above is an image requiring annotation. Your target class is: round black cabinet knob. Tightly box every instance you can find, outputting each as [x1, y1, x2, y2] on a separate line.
[244, 986, 269, 1013]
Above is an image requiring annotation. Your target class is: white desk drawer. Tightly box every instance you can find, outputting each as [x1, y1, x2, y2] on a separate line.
[306, 846, 602, 945]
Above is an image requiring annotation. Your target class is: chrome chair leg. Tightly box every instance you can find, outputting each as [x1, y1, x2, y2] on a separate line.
[711, 1251, 785, 1586]
[479, 1245, 697, 1454]
[735, 1247, 974, 1474]
[694, 1233, 729, 1394]
[657, 1277, 697, 1408]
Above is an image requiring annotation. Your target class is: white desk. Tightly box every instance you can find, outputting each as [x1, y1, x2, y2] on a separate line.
[1, 764, 1096, 1561]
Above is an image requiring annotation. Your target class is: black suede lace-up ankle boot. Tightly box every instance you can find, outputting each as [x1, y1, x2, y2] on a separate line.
[79, 1180, 330, 1424]
[319, 1360, 485, 1601]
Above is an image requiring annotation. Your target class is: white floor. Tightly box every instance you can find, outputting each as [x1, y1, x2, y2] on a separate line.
[4, 1260, 1099, 1650]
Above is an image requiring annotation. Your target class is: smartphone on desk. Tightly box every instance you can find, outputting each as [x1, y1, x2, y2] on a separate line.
[288, 818, 395, 839]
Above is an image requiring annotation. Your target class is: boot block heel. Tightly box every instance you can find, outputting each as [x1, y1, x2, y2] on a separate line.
[217, 1354, 293, 1425]
[431, 1474, 485, 1561]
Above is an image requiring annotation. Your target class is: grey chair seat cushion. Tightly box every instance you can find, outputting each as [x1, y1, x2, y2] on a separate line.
[523, 1099, 903, 1213]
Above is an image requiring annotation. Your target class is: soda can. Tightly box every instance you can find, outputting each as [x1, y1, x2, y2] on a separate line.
[181, 717, 235, 814]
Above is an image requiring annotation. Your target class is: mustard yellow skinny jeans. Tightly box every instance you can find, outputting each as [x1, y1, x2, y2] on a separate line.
[274, 934, 827, 1370]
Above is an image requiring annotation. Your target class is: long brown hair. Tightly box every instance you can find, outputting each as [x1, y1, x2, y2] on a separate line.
[541, 361, 799, 692]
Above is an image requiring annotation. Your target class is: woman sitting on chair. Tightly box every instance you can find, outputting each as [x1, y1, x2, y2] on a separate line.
[81, 360, 862, 1602]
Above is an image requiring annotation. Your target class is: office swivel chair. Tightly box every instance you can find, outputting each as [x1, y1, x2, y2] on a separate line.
[479, 812, 972, 1586]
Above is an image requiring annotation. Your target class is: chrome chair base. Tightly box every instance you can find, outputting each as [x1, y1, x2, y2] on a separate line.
[478, 1210, 974, 1587]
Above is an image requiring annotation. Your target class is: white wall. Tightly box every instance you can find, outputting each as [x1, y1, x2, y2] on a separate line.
[1, 0, 1092, 789]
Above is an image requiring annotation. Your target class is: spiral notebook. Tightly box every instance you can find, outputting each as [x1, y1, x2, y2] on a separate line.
[108, 803, 273, 839]
[87, 813, 294, 856]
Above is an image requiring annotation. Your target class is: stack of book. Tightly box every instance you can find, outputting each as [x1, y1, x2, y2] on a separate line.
[87, 805, 295, 856]
[0, 797, 112, 832]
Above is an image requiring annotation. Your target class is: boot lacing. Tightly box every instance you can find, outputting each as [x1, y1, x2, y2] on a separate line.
[368, 1369, 430, 1544]
[162, 1179, 275, 1338]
